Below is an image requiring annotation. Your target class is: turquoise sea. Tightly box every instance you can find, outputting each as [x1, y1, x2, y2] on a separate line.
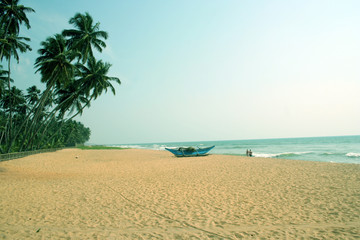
[113, 135, 360, 164]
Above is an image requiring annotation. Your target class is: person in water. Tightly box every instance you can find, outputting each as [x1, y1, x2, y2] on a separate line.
[249, 149, 253, 157]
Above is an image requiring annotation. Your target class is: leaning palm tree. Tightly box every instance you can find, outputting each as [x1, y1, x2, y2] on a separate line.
[62, 12, 108, 63]
[55, 80, 89, 118]
[35, 81, 89, 149]
[72, 56, 120, 118]
[18, 34, 77, 151]
[0, 0, 35, 35]
[35, 57, 120, 149]
[25, 85, 41, 106]
[0, 86, 25, 150]
[9, 34, 77, 152]
[35, 34, 77, 89]
[0, 86, 24, 111]
[77, 56, 120, 100]
[31, 33, 76, 122]
[0, 64, 9, 147]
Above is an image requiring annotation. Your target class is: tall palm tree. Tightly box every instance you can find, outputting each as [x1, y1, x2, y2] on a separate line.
[0, 33, 31, 62]
[11, 34, 75, 152]
[0, 28, 7, 60]
[35, 34, 77, 89]
[0, 64, 9, 148]
[0, 86, 24, 111]
[0, 86, 25, 150]
[55, 80, 89, 117]
[0, 64, 10, 98]
[25, 85, 40, 106]
[0, 0, 35, 35]
[1, 33, 30, 151]
[0, 0, 33, 109]
[0, 0, 33, 95]
[77, 56, 120, 101]
[62, 12, 108, 63]
[0, 0, 33, 113]
[1, 33, 31, 108]
[35, 81, 89, 150]
[65, 57, 120, 120]
[18, 34, 77, 151]
[0, 34, 31, 96]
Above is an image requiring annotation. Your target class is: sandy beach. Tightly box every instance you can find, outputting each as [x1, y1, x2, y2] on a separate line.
[0, 149, 359, 239]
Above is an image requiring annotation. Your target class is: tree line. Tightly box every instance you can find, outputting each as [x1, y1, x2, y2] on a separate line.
[0, 0, 120, 153]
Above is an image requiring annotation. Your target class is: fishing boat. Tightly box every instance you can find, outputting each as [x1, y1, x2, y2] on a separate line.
[165, 146, 215, 157]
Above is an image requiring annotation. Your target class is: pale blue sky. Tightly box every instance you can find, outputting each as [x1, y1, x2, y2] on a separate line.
[11, 0, 360, 144]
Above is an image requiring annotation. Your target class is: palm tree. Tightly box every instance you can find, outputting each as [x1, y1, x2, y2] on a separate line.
[35, 34, 77, 88]
[77, 56, 120, 100]
[0, 34, 31, 101]
[0, 28, 7, 60]
[35, 82, 89, 150]
[55, 80, 89, 117]
[0, 86, 25, 151]
[0, 0, 33, 99]
[25, 85, 40, 106]
[62, 12, 108, 63]
[0, 34, 31, 62]
[17, 34, 77, 151]
[0, 86, 24, 111]
[0, 33, 31, 151]
[0, 0, 35, 35]
[0, 64, 9, 148]
[71, 56, 120, 119]
[35, 57, 120, 149]
[0, 64, 10, 98]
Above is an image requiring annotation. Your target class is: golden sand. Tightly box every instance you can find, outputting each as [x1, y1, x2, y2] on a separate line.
[0, 149, 359, 239]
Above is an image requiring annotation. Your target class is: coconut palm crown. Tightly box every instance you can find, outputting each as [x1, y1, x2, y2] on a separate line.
[62, 12, 108, 63]
[0, 0, 35, 35]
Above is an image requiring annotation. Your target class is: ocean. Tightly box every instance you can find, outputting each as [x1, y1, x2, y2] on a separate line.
[113, 135, 360, 164]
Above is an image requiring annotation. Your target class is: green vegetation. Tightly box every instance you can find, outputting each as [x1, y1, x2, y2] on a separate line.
[0, 0, 120, 153]
[77, 145, 128, 150]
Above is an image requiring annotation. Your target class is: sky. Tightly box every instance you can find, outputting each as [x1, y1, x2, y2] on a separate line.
[9, 0, 360, 144]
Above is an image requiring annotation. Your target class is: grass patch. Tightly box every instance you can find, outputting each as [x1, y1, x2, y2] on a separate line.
[77, 145, 128, 150]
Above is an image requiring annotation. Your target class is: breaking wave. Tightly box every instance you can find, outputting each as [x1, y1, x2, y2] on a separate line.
[346, 152, 360, 158]
[115, 144, 168, 151]
[253, 152, 312, 158]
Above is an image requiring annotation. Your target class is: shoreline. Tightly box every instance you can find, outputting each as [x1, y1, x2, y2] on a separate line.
[77, 147, 360, 165]
[1, 149, 359, 239]
[113, 135, 360, 164]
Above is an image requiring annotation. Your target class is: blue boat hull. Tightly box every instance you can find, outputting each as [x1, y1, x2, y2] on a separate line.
[165, 146, 215, 157]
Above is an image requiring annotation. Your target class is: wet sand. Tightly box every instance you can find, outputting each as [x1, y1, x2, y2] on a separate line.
[0, 149, 359, 239]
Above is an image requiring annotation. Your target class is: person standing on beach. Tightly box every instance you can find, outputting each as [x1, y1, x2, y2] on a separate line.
[246, 149, 249, 156]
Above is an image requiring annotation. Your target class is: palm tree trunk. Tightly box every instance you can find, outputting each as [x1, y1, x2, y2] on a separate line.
[39, 97, 91, 149]
[6, 99, 38, 152]
[35, 114, 58, 149]
[0, 117, 9, 152]
[6, 57, 13, 152]
[17, 84, 55, 152]
[39, 119, 65, 149]
[67, 99, 92, 121]
[6, 83, 52, 152]
[28, 106, 60, 150]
